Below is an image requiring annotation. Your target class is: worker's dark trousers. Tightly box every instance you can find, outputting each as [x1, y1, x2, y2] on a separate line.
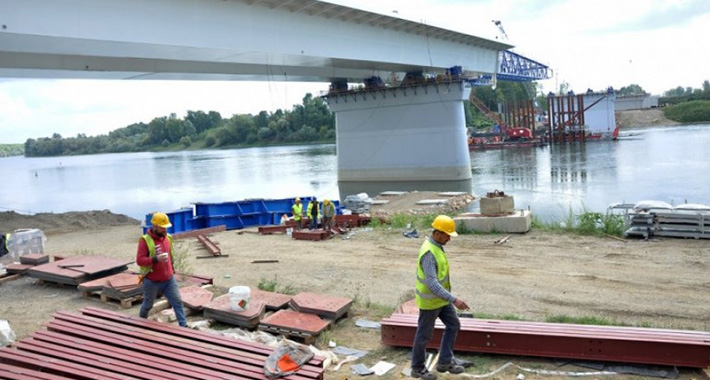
[411, 303, 460, 371]
[140, 276, 187, 327]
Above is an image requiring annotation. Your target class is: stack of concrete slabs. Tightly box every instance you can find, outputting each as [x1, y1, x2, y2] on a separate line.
[250, 289, 292, 311]
[180, 285, 214, 310]
[290, 292, 353, 320]
[19, 253, 50, 265]
[204, 294, 266, 329]
[259, 309, 330, 336]
[27, 256, 132, 286]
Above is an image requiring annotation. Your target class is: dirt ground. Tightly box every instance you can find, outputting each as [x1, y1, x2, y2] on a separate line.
[1, 194, 709, 379]
[616, 109, 679, 128]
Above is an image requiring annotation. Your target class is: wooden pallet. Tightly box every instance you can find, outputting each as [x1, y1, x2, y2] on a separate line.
[100, 293, 143, 309]
[0, 273, 21, 285]
[257, 325, 317, 345]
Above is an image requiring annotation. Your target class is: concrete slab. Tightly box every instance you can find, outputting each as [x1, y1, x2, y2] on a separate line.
[437, 192, 468, 197]
[379, 191, 407, 196]
[415, 199, 448, 205]
[370, 200, 390, 205]
[455, 210, 532, 233]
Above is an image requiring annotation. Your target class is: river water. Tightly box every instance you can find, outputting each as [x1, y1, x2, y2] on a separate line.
[1, 124, 708, 221]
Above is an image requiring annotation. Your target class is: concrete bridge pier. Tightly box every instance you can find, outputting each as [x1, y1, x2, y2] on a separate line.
[324, 80, 473, 199]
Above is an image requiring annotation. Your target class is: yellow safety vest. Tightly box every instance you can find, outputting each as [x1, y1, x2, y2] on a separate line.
[139, 234, 173, 277]
[291, 204, 302, 221]
[415, 239, 451, 310]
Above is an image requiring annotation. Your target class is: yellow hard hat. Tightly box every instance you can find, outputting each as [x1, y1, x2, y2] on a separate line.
[150, 212, 172, 228]
[295, 197, 301, 202]
[431, 215, 458, 237]
[324, 199, 330, 204]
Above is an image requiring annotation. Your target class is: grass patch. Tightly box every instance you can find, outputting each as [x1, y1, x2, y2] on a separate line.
[545, 314, 629, 326]
[257, 275, 298, 294]
[171, 241, 192, 274]
[531, 208, 626, 237]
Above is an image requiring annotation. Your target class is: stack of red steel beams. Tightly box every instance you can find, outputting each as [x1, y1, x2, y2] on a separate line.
[0, 307, 324, 380]
[258, 225, 291, 234]
[381, 313, 710, 368]
[291, 230, 330, 241]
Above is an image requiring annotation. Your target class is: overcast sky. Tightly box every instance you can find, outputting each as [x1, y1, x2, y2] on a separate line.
[1, 0, 708, 144]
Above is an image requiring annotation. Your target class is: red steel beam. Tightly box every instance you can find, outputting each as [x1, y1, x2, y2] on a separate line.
[258, 225, 291, 234]
[49, 311, 323, 380]
[45, 318, 308, 380]
[14, 339, 183, 380]
[80, 307, 324, 368]
[31, 330, 246, 380]
[0, 348, 135, 380]
[381, 314, 710, 368]
[172, 225, 226, 240]
[292, 230, 329, 241]
[0, 362, 73, 380]
[196, 234, 221, 256]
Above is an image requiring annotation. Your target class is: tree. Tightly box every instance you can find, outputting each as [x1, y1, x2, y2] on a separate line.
[616, 84, 646, 96]
[703, 80, 710, 93]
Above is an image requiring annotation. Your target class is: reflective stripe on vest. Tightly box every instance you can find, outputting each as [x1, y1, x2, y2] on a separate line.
[415, 239, 451, 310]
[292, 204, 302, 221]
[139, 233, 173, 277]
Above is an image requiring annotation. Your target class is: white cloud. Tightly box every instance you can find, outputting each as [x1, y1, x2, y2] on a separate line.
[1, 0, 708, 144]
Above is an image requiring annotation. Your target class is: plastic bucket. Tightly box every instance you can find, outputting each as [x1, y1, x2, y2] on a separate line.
[228, 286, 250, 311]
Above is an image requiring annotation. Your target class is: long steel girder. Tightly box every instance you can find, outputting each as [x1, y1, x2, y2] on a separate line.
[381, 314, 710, 368]
[0, 0, 512, 82]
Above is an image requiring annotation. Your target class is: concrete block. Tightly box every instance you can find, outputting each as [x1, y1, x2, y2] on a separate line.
[455, 210, 531, 233]
[480, 195, 515, 214]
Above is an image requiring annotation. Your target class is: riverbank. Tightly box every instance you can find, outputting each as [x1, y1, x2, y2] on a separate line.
[616, 108, 679, 128]
[1, 210, 708, 379]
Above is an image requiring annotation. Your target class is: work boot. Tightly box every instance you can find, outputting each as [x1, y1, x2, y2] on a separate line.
[435, 362, 465, 374]
[411, 368, 437, 380]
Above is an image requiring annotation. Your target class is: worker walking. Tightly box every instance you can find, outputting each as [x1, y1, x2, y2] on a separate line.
[307, 198, 319, 230]
[291, 198, 303, 230]
[136, 212, 187, 327]
[411, 215, 469, 380]
[321, 199, 335, 231]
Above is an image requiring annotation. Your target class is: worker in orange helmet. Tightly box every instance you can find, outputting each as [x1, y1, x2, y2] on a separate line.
[411, 215, 469, 380]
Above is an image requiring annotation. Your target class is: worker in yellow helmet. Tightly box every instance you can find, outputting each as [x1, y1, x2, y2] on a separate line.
[291, 198, 303, 230]
[321, 199, 336, 231]
[136, 212, 187, 327]
[411, 215, 469, 380]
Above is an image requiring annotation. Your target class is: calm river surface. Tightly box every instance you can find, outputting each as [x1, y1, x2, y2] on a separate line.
[1, 124, 708, 221]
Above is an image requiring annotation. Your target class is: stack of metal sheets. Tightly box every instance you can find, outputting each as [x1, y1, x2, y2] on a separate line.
[27, 256, 132, 286]
[203, 295, 266, 328]
[290, 292, 353, 320]
[19, 253, 50, 265]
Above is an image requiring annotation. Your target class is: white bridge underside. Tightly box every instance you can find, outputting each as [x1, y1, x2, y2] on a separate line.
[0, 0, 509, 195]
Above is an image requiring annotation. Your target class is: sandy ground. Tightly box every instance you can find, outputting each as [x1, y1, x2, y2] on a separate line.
[616, 109, 679, 128]
[1, 197, 709, 378]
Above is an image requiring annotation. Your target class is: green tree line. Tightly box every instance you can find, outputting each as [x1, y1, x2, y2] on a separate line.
[661, 80, 710, 123]
[24, 93, 335, 157]
[0, 144, 24, 157]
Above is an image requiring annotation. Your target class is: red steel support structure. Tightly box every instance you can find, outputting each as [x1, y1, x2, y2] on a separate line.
[381, 313, 710, 368]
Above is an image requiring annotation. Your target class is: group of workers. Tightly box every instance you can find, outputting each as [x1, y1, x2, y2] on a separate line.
[289, 197, 336, 231]
[136, 205, 464, 380]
